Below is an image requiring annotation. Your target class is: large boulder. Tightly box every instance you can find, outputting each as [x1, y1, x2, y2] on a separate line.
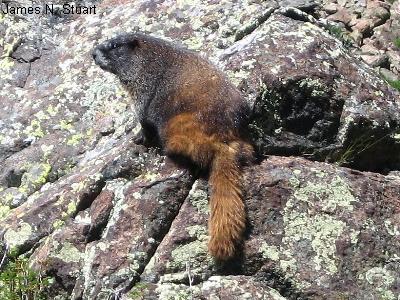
[0, 0, 399, 299]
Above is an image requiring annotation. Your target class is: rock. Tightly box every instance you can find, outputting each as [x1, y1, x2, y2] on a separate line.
[136, 157, 400, 299]
[327, 8, 353, 25]
[359, 43, 389, 67]
[379, 68, 399, 82]
[365, 0, 390, 25]
[349, 29, 363, 45]
[122, 276, 287, 299]
[223, 14, 400, 171]
[360, 53, 388, 68]
[0, 187, 27, 208]
[277, 0, 321, 12]
[242, 157, 400, 299]
[352, 0, 367, 14]
[360, 43, 381, 55]
[373, 21, 399, 50]
[322, 3, 338, 14]
[352, 18, 371, 34]
[141, 179, 213, 284]
[11, 40, 41, 63]
[0, 0, 399, 299]
[387, 50, 400, 74]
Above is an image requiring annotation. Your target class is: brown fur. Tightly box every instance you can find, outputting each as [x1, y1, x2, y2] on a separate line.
[93, 33, 253, 260]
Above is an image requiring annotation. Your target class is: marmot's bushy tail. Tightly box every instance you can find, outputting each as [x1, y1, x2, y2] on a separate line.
[208, 141, 252, 260]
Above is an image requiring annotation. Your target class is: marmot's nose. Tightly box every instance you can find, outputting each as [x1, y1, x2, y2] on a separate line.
[92, 47, 101, 61]
[92, 47, 105, 66]
[92, 49, 97, 61]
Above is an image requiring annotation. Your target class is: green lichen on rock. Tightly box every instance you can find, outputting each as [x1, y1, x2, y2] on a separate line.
[292, 175, 357, 212]
[53, 242, 83, 263]
[23, 119, 45, 138]
[0, 205, 11, 221]
[249, 84, 283, 141]
[167, 239, 209, 271]
[187, 181, 209, 214]
[182, 36, 204, 51]
[0, 188, 27, 208]
[52, 219, 65, 229]
[186, 225, 207, 239]
[3, 222, 33, 253]
[71, 180, 85, 193]
[284, 211, 347, 274]
[260, 242, 280, 261]
[141, 171, 162, 183]
[40, 144, 55, 158]
[19, 163, 52, 196]
[281, 172, 358, 277]
[364, 267, 396, 300]
[67, 133, 84, 146]
[384, 219, 400, 236]
[225, 69, 251, 87]
[129, 282, 149, 299]
[155, 283, 193, 300]
[298, 78, 328, 98]
[0, 28, 21, 76]
[66, 201, 77, 215]
[127, 251, 147, 275]
[163, 226, 213, 283]
[59, 120, 74, 131]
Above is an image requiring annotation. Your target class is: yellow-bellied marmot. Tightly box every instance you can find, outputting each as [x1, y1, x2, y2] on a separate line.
[92, 33, 253, 260]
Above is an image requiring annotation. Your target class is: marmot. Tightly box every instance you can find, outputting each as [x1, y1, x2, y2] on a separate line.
[92, 33, 253, 260]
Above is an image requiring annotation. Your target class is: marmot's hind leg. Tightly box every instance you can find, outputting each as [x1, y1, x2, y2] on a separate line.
[164, 113, 216, 168]
[165, 113, 247, 260]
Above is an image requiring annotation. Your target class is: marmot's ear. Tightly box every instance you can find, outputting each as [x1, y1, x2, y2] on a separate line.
[127, 39, 140, 50]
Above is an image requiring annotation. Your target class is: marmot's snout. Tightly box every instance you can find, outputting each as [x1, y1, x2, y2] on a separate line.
[92, 45, 114, 73]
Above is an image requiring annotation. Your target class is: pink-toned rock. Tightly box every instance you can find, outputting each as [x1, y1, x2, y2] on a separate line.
[360, 53, 388, 67]
[350, 30, 363, 45]
[373, 19, 400, 50]
[136, 157, 400, 299]
[327, 8, 353, 24]
[360, 43, 381, 55]
[323, 3, 339, 14]
[348, 14, 359, 27]
[366, 0, 390, 11]
[365, 0, 390, 27]
[352, 18, 371, 34]
[387, 50, 400, 74]
[379, 68, 399, 82]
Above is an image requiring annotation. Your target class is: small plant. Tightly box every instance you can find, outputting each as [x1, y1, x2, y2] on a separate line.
[326, 24, 353, 48]
[327, 24, 343, 38]
[129, 282, 148, 300]
[332, 132, 390, 166]
[381, 70, 400, 92]
[186, 261, 194, 300]
[387, 79, 400, 91]
[0, 255, 51, 300]
[394, 37, 400, 49]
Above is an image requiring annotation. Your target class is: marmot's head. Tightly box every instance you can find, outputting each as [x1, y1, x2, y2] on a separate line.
[92, 33, 150, 84]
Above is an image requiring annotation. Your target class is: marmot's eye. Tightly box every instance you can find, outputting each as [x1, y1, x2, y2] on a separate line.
[127, 40, 139, 50]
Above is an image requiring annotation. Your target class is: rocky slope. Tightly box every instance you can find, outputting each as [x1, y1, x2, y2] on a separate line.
[0, 0, 399, 299]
